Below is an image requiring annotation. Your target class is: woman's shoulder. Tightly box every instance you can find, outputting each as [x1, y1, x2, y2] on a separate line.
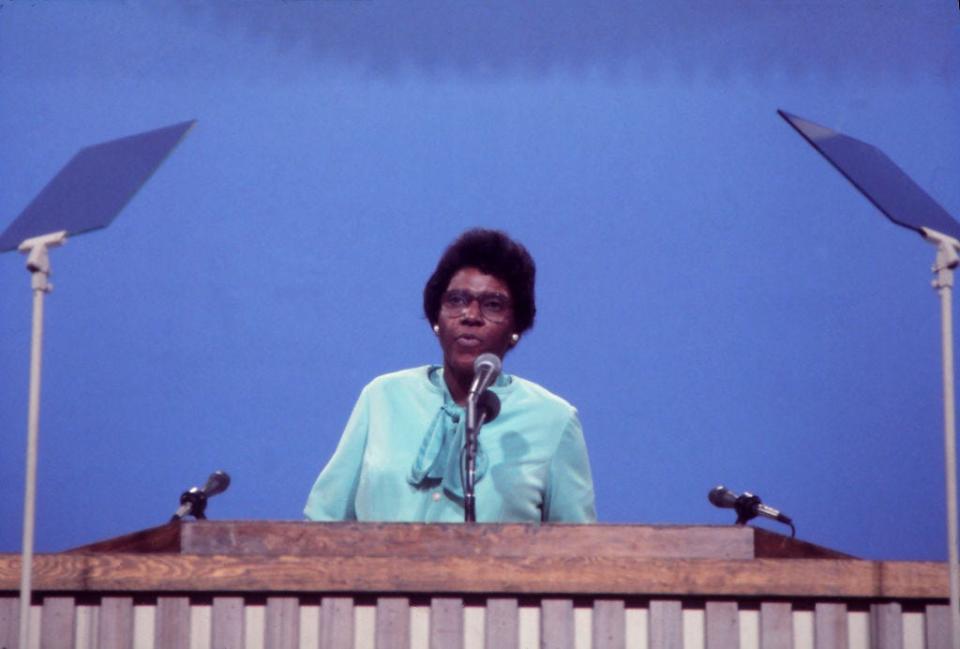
[363, 366, 436, 394]
[502, 374, 578, 418]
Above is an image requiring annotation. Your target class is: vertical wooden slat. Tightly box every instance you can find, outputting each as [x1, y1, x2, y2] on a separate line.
[133, 604, 155, 649]
[191, 604, 211, 649]
[925, 604, 951, 649]
[376, 597, 410, 649]
[705, 601, 738, 649]
[593, 599, 625, 649]
[463, 606, 483, 649]
[409, 605, 429, 649]
[0, 597, 19, 649]
[759, 602, 792, 649]
[265, 597, 300, 649]
[870, 603, 902, 649]
[540, 599, 574, 649]
[98, 596, 134, 649]
[300, 603, 321, 649]
[649, 599, 683, 649]
[430, 597, 462, 649]
[246, 604, 265, 649]
[75, 604, 96, 649]
[156, 596, 191, 649]
[212, 596, 245, 649]
[485, 598, 518, 649]
[814, 603, 847, 649]
[624, 608, 647, 649]
[321, 597, 354, 649]
[846, 610, 869, 649]
[900, 611, 923, 649]
[39, 597, 76, 649]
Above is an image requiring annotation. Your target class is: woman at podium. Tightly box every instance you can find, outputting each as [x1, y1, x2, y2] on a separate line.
[304, 229, 596, 523]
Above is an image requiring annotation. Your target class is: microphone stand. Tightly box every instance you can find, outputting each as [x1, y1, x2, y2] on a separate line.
[463, 396, 490, 523]
[923, 227, 960, 649]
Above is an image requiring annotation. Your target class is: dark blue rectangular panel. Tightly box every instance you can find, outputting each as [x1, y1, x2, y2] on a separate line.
[0, 120, 195, 252]
[778, 109, 960, 240]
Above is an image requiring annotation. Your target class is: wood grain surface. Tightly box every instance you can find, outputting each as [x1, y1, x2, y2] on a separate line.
[71, 521, 769, 559]
[0, 553, 947, 599]
[70, 521, 851, 560]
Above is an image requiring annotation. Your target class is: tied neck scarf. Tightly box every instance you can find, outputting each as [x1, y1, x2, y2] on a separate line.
[407, 369, 488, 500]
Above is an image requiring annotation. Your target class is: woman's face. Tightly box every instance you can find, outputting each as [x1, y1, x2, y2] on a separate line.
[436, 266, 516, 381]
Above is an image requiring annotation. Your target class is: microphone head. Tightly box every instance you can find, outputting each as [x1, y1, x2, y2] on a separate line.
[474, 352, 502, 377]
[708, 485, 737, 509]
[203, 470, 231, 497]
[477, 389, 501, 423]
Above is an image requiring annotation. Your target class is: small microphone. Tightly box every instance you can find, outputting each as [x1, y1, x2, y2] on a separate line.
[201, 470, 231, 498]
[468, 353, 502, 400]
[708, 484, 793, 526]
[467, 353, 502, 431]
[171, 470, 231, 521]
[708, 485, 739, 509]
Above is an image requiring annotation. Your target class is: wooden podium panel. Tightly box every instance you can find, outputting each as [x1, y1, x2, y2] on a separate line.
[67, 521, 852, 559]
[0, 522, 949, 649]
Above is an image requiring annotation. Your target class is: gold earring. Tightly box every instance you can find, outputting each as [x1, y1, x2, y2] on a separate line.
[433, 324, 440, 335]
[510, 333, 520, 344]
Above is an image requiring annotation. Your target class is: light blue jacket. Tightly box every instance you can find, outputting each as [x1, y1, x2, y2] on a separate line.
[304, 366, 596, 523]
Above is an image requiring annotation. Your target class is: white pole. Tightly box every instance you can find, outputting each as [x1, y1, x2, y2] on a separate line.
[940, 284, 960, 649]
[16, 231, 66, 649]
[18, 284, 46, 649]
[928, 229, 960, 649]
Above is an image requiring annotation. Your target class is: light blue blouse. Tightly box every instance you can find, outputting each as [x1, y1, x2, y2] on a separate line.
[304, 366, 596, 523]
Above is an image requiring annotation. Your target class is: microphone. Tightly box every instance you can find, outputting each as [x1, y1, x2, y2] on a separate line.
[708, 485, 793, 526]
[171, 470, 231, 521]
[708, 485, 739, 509]
[467, 353, 502, 432]
[468, 353, 502, 400]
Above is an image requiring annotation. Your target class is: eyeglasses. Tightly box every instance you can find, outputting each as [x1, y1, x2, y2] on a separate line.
[440, 289, 512, 323]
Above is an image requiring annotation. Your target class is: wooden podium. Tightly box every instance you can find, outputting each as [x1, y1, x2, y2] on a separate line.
[0, 522, 950, 649]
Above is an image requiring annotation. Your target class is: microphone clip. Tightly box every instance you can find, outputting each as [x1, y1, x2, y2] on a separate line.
[733, 492, 762, 525]
[170, 470, 231, 522]
[172, 487, 209, 521]
[734, 491, 796, 538]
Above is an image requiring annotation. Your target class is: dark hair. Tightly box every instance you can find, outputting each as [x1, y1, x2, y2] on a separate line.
[423, 228, 536, 334]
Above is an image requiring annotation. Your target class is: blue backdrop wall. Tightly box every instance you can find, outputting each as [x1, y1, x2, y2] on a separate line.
[1, 2, 958, 560]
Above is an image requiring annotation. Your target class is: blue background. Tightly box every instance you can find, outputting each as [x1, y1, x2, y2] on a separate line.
[1, 1, 958, 560]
